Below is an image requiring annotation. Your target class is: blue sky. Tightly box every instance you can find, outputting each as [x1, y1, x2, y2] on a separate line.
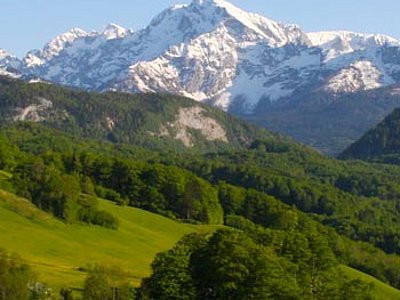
[2, 0, 400, 57]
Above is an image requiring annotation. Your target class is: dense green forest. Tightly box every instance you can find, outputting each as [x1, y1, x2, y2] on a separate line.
[138, 228, 375, 300]
[2, 124, 400, 298]
[341, 108, 400, 164]
[0, 76, 273, 153]
[2, 77, 400, 298]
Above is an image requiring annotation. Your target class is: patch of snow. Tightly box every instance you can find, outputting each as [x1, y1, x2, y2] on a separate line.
[212, 91, 231, 110]
[24, 53, 44, 68]
[28, 78, 50, 84]
[25, 28, 90, 67]
[102, 23, 127, 40]
[308, 31, 400, 61]
[325, 61, 384, 93]
[193, 0, 306, 46]
[0, 49, 9, 59]
[0, 67, 21, 79]
[390, 88, 400, 96]
[308, 31, 399, 49]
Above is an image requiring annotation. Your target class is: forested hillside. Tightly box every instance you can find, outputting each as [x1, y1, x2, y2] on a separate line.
[250, 84, 400, 155]
[0, 76, 274, 152]
[2, 78, 400, 298]
[341, 108, 400, 164]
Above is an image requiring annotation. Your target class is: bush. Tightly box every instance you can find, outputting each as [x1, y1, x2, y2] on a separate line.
[93, 210, 119, 230]
[95, 185, 125, 205]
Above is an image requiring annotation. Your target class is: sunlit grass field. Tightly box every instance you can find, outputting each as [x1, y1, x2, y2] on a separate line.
[1, 188, 398, 298]
[341, 265, 400, 299]
[0, 189, 215, 291]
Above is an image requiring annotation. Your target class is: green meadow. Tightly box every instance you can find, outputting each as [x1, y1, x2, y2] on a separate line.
[341, 265, 400, 299]
[0, 189, 215, 291]
[1, 188, 399, 298]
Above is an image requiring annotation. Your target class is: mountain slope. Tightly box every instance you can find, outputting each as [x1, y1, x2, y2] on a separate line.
[1, 0, 400, 155]
[249, 84, 400, 155]
[5, 95, 400, 292]
[341, 107, 400, 162]
[14, 0, 312, 112]
[341, 266, 400, 300]
[0, 76, 275, 152]
[5, 0, 398, 111]
[3, 184, 400, 299]
[0, 49, 22, 78]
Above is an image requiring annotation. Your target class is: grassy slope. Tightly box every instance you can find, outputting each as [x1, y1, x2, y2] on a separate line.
[341, 265, 400, 300]
[0, 190, 215, 291]
[1, 189, 399, 298]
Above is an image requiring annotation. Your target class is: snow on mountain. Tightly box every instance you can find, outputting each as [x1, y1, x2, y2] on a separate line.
[2, 0, 400, 112]
[102, 23, 128, 40]
[0, 49, 21, 68]
[190, 0, 309, 46]
[21, 24, 137, 89]
[0, 67, 20, 79]
[325, 61, 388, 93]
[308, 31, 399, 49]
[13, 0, 314, 111]
[0, 49, 22, 78]
[24, 28, 91, 68]
[110, 0, 313, 111]
[305, 31, 400, 94]
[308, 31, 400, 61]
[0, 49, 9, 59]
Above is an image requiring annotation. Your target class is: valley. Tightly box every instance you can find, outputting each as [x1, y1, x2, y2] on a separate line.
[1, 0, 400, 299]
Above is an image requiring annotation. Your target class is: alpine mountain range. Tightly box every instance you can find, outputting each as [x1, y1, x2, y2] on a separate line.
[2, 0, 400, 154]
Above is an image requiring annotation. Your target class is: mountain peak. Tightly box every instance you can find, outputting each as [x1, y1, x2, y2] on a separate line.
[67, 27, 88, 36]
[0, 48, 22, 77]
[102, 23, 127, 40]
[24, 28, 89, 67]
[191, 0, 231, 7]
[308, 31, 400, 50]
[0, 49, 10, 59]
[44, 27, 89, 54]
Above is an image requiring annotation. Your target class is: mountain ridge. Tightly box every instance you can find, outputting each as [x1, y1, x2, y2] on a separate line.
[1, 0, 397, 105]
[2, 0, 400, 154]
[0, 75, 276, 152]
[341, 107, 400, 162]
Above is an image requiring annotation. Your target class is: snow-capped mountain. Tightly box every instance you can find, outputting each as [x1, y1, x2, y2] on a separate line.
[3, 0, 317, 111]
[307, 31, 400, 93]
[2, 0, 400, 114]
[308, 31, 400, 57]
[0, 49, 22, 78]
[24, 28, 91, 68]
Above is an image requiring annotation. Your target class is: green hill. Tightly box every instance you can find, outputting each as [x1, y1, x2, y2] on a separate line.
[250, 84, 400, 155]
[0, 76, 275, 153]
[4, 77, 400, 296]
[341, 108, 400, 163]
[341, 265, 400, 300]
[4, 121, 400, 289]
[0, 189, 215, 292]
[3, 187, 400, 299]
